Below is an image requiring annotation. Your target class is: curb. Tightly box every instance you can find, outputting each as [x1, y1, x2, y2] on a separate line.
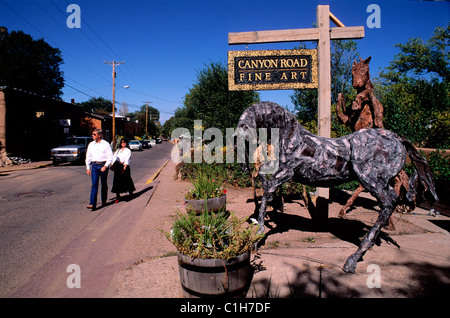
[0, 162, 53, 173]
[146, 160, 169, 184]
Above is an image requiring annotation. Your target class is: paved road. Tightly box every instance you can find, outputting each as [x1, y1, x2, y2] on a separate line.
[0, 141, 173, 297]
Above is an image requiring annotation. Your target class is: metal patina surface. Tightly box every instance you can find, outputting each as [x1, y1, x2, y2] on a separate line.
[235, 101, 438, 273]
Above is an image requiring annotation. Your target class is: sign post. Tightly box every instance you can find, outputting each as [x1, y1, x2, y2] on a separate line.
[228, 5, 364, 226]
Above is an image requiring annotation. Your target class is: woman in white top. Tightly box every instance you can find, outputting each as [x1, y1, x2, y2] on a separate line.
[111, 138, 136, 201]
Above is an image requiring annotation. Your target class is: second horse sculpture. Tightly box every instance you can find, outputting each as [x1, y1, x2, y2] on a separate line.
[235, 101, 438, 273]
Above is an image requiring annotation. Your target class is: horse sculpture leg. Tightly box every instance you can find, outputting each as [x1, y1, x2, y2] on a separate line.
[343, 185, 398, 273]
[257, 166, 294, 234]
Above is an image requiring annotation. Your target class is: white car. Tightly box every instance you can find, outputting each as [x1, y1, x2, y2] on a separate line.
[129, 140, 142, 151]
[50, 136, 92, 165]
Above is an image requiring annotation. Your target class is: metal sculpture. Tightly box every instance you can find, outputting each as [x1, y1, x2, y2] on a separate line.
[336, 56, 383, 131]
[336, 57, 412, 229]
[251, 144, 286, 214]
[235, 101, 438, 273]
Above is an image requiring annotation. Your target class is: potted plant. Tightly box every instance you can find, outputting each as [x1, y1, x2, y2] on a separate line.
[164, 210, 263, 298]
[184, 169, 227, 213]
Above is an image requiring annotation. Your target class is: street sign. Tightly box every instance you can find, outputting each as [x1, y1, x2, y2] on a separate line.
[228, 49, 317, 91]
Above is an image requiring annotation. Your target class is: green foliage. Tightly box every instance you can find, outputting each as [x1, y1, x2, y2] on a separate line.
[77, 97, 113, 113]
[163, 61, 260, 138]
[291, 40, 359, 138]
[403, 150, 450, 183]
[185, 167, 226, 200]
[379, 24, 449, 148]
[382, 23, 449, 82]
[164, 210, 263, 259]
[381, 81, 449, 150]
[281, 181, 315, 196]
[126, 104, 160, 138]
[333, 180, 360, 192]
[0, 27, 64, 98]
[177, 162, 254, 188]
[427, 150, 450, 182]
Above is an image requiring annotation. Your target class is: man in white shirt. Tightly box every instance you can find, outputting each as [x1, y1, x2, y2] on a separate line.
[85, 129, 113, 210]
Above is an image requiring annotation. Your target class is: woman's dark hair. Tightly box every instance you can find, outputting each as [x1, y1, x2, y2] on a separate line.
[119, 138, 129, 148]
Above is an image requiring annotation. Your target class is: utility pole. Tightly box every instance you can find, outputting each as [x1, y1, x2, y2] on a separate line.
[143, 100, 151, 137]
[104, 60, 124, 147]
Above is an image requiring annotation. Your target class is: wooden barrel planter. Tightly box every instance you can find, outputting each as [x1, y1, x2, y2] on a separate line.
[184, 194, 226, 214]
[177, 251, 252, 298]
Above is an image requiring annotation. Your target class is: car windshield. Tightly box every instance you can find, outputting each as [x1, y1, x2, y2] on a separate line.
[62, 138, 89, 146]
[129, 141, 139, 144]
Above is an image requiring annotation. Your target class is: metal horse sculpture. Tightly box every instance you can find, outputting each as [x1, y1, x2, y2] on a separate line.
[336, 56, 412, 229]
[235, 101, 439, 273]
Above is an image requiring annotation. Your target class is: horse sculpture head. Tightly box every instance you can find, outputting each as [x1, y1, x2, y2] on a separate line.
[352, 56, 372, 90]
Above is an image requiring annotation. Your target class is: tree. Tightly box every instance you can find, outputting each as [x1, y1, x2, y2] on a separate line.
[173, 61, 260, 136]
[161, 116, 176, 138]
[378, 23, 449, 148]
[127, 104, 160, 138]
[118, 101, 128, 116]
[0, 27, 64, 98]
[381, 23, 449, 83]
[77, 97, 113, 114]
[290, 40, 359, 136]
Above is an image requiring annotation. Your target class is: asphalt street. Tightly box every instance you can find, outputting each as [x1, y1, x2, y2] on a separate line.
[0, 141, 172, 297]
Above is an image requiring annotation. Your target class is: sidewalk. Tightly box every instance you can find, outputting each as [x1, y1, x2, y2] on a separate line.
[107, 160, 450, 298]
[0, 160, 53, 173]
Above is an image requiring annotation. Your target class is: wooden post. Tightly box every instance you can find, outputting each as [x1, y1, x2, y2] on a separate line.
[317, 5, 332, 142]
[104, 60, 124, 146]
[315, 5, 331, 228]
[143, 100, 151, 136]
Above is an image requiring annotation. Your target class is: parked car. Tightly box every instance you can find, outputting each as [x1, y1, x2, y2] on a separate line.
[50, 136, 92, 165]
[150, 139, 156, 148]
[129, 140, 142, 151]
[156, 137, 162, 144]
[141, 140, 150, 149]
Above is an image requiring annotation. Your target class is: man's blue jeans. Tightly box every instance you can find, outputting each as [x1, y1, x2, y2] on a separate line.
[90, 163, 109, 207]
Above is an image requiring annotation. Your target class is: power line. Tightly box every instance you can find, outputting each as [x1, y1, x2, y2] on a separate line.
[127, 88, 183, 105]
[0, 0, 111, 85]
[48, 0, 114, 61]
[64, 83, 94, 98]
[1, 1, 176, 116]
[61, 0, 139, 89]
[64, 76, 110, 97]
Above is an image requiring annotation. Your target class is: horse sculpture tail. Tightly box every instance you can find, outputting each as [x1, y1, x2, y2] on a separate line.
[399, 136, 439, 203]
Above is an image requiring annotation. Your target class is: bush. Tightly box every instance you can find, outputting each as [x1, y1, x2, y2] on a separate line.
[185, 167, 226, 200]
[403, 149, 450, 183]
[177, 162, 254, 188]
[164, 210, 263, 259]
[427, 149, 450, 182]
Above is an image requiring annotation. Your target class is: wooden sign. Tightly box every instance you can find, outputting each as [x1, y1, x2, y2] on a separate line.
[228, 49, 318, 91]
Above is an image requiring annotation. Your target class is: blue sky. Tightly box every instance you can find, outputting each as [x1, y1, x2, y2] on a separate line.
[1, 0, 448, 123]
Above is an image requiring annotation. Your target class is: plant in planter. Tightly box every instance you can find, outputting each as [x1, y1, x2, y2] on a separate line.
[184, 169, 227, 213]
[164, 210, 263, 298]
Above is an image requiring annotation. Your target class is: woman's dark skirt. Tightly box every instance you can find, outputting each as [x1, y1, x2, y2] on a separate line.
[111, 164, 136, 194]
